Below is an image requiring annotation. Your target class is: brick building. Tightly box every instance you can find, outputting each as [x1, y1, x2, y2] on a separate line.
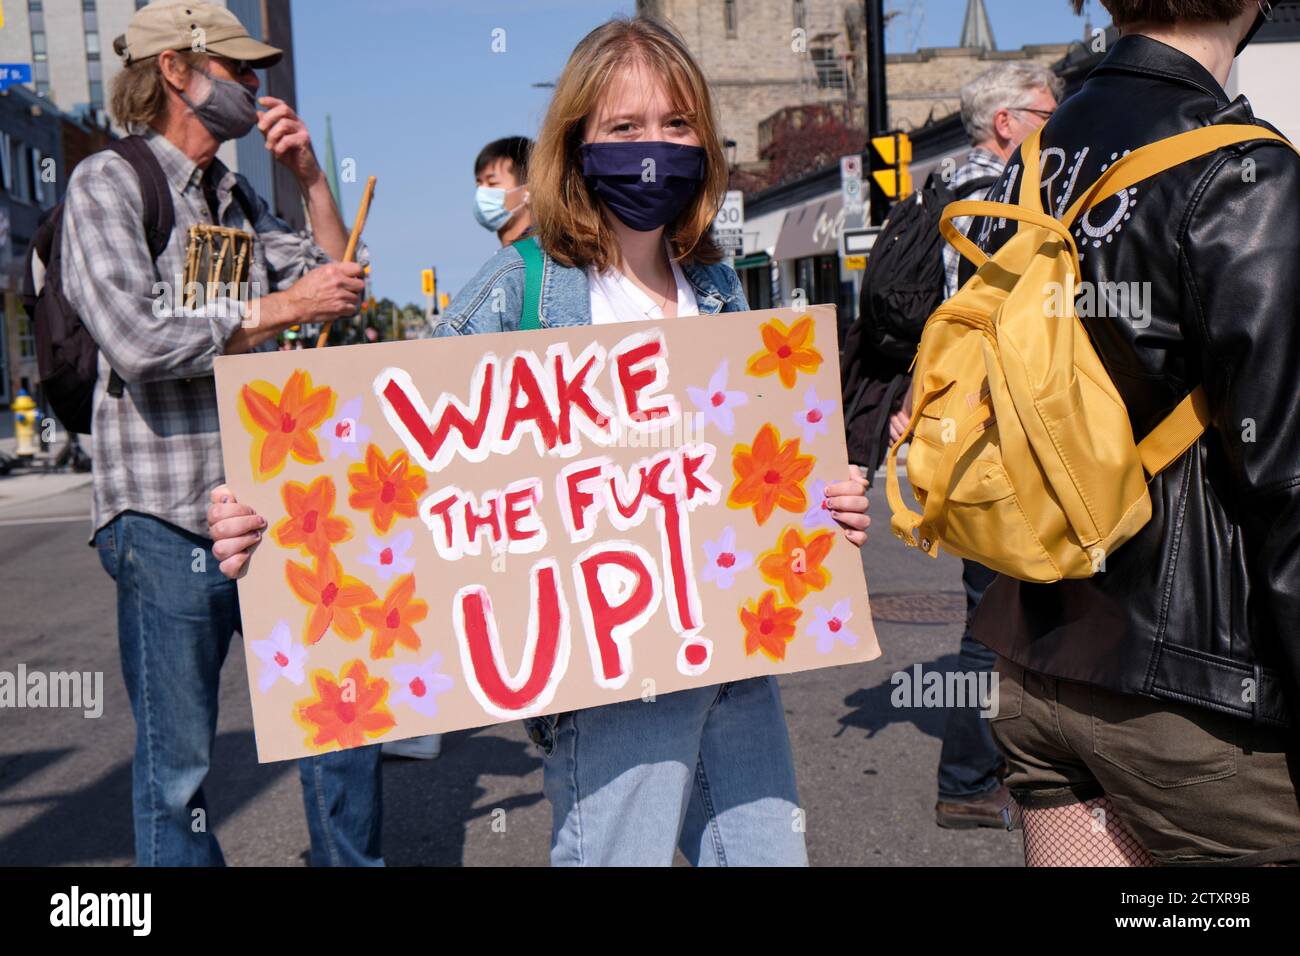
[638, 0, 1068, 171]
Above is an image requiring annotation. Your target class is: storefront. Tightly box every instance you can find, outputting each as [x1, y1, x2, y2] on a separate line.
[773, 190, 857, 345]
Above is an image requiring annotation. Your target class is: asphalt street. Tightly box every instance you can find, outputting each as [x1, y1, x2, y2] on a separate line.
[0, 475, 1023, 866]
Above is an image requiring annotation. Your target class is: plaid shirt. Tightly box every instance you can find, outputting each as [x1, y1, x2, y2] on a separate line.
[941, 146, 1005, 300]
[62, 130, 348, 539]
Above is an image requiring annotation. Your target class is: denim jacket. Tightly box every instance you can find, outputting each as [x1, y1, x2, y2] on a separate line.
[434, 242, 749, 335]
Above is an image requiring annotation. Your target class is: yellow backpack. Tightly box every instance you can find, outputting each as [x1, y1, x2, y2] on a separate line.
[886, 124, 1292, 583]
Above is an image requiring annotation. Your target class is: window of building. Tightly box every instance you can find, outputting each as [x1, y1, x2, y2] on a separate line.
[793, 0, 806, 31]
[810, 47, 846, 89]
[0, 132, 11, 193]
[0, 298, 10, 404]
[724, 0, 737, 38]
[31, 148, 46, 205]
[18, 307, 37, 362]
[86, 32, 101, 56]
[32, 32, 48, 60]
[9, 141, 34, 203]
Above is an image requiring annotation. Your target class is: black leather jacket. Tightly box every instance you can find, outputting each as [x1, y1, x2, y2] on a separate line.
[967, 36, 1300, 729]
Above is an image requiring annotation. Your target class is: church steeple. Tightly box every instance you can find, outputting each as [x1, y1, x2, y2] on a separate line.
[960, 0, 997, 51]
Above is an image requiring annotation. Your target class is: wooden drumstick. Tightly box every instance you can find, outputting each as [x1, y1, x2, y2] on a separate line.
[315, 175, 376, 348]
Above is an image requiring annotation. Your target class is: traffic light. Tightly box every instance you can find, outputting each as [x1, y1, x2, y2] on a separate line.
[868, 131, 913, 222]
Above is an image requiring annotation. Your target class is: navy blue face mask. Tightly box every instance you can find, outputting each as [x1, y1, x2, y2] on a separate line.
[579, 141, 707, 232]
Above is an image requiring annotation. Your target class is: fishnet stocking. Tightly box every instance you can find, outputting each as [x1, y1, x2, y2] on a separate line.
[1022, 796, 1154, 866]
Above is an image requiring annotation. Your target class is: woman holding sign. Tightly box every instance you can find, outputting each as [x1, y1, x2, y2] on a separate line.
[209, 15, 871, 866]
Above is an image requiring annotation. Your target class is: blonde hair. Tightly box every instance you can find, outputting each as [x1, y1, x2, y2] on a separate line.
[109, 50, 208, 132]
[529, 16, 728, 272]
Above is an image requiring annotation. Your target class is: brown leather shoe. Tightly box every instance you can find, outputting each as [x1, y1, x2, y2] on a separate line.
[935, 784, 1022, 830]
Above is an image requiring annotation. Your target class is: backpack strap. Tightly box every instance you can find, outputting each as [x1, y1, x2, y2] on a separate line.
[939, 199, 1080, 271]
[511, 235, 544, 331]
[1137, 387, 1211, 478]
[951, 175, 1000, 200]
[104, 136, 175, 261]
[99, 136, 175, 398]
[230, 179, 259, 229]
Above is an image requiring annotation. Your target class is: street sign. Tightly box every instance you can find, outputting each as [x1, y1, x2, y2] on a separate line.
[841, 226, 879, 259]
[421, 268, 436, 298]
[712, 190, 744, 258]
[840, 154, 864, 219]
[0, 64, 33, 92]
[844, 255, 866, 271]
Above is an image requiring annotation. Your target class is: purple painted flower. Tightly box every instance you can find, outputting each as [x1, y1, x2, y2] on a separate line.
[700, 525, 754, 590]
[391, 653, 454, 718]
[250, 620, 307, 692]
[803, 479, 839, 531]
[322, 398, 372, 461]
[794, 386, 836, 444]
[808, 599, 858, 654]
[360, 529, 416, 581]
[686, 360, 749, 436]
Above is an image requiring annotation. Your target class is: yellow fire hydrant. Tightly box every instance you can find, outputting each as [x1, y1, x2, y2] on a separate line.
[12, 391, 39, 459]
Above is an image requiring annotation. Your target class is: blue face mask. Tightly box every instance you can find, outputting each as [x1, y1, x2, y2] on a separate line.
[474, 185, 527, 232]
[579, 141, 706, 232]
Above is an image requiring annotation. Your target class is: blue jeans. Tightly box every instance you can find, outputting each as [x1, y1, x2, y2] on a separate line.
[95, 512, 383, 866]
[527, 676, 807, 866]
[936, 559, 1005, 801]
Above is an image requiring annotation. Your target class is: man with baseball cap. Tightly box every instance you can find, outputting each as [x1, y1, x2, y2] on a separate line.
[115, 1, 285, 69]
[61, 1, 383, 866]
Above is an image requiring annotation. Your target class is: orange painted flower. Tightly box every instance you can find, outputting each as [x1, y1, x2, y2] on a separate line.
[273, 476, 352, 559]
[285, 551, 378, 645]
[295, 660, 396, 752]
[728, 423, 816, 525]
[359, 574, 428, 659]
[746, 315, 823, 388]
[740, 590, 802, 662]
[759, 526, 834, 605]
[238, 370, 336, 481]
[348, 444, 428, 533]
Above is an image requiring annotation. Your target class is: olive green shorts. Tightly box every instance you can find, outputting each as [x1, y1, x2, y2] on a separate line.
[990, 656, 1300, 865]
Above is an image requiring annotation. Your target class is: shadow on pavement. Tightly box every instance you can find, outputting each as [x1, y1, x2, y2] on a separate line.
[0, 730, 290, 865]
[837, 651, 965, 741]
[381, 727, 545, 866]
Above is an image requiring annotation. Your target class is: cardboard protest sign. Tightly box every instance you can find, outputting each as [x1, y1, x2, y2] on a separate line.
[215, 306, 880, 762]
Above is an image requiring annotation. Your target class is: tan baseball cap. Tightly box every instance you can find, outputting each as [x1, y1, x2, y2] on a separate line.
[114, 2, 283, 69]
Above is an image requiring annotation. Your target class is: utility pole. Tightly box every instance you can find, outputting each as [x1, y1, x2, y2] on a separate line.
[865, 0, 889, 225]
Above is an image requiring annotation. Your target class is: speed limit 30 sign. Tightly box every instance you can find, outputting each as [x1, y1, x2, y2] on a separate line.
[713, 190, 744, 258]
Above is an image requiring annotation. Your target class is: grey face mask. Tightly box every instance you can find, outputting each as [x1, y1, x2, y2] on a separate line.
[179, 68, 258, 142]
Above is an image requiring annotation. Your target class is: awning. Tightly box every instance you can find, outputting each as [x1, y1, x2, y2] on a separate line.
[742, 206, 785, 258]
[774, 191, 845, 261]
[733, 252, 769, 269]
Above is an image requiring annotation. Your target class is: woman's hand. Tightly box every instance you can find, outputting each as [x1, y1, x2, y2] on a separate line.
[888, 390, 914, 445]
[207, 485, 267, 580]
[824, 464, 871, 548]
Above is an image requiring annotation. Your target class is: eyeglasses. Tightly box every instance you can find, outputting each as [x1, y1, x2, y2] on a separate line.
[1011, 107, 1055, 121]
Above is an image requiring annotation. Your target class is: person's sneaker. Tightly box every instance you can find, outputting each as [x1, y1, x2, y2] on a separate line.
[382, 733, 442, 760]
[935, 784, 1021, 830]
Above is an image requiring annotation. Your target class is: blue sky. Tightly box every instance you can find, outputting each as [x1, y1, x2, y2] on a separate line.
[289, 0, 1093, 304]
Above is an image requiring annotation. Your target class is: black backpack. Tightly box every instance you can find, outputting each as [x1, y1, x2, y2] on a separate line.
[20, 136, 254, 435]
[838, 170, 998, 475]
[854, 171, 999, 361]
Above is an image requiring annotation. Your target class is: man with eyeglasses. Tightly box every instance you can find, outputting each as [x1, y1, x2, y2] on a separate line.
[886, 61, 1063, 832]
[61, 1, 382, 866]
